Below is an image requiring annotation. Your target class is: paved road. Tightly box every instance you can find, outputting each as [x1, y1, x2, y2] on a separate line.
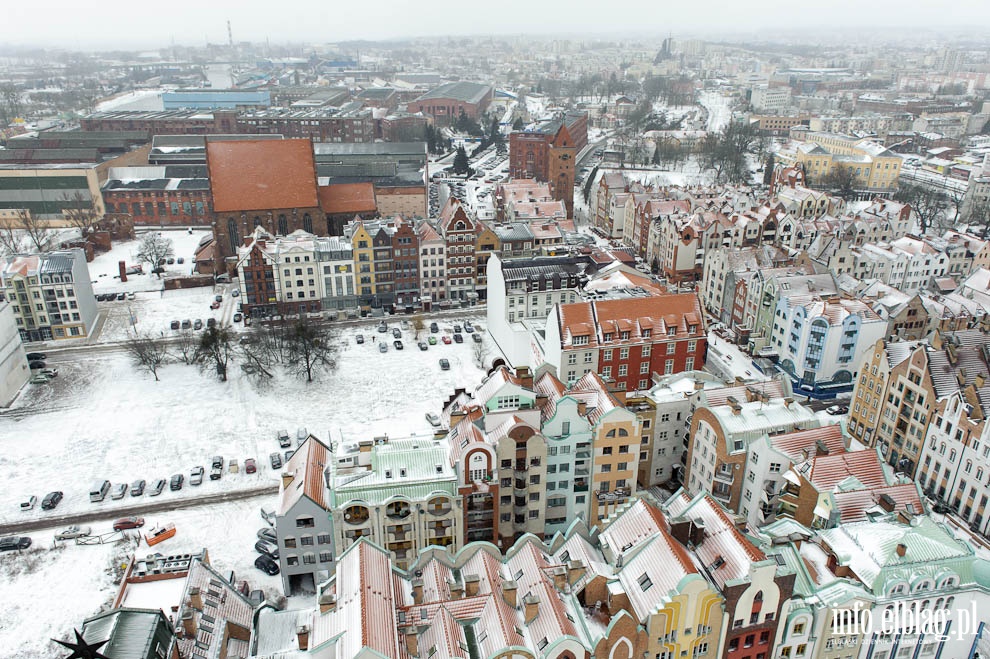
[0, 484, 278, 537]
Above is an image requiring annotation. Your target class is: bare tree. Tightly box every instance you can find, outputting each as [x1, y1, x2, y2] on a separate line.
[965, 198, 990, 239]
[472, 338, 487, 369]
[16, 210, 56, 252]
[197, 325, 234, 381]
[895, 183, 950, 235]
[136, 232, 175, 278]
[239, 338, 276, 379]
[286, 317, 338, 383]
[124, 331, 169, 381]
[61, 191, 101, 232]
[0, 221, 28, 255]
[173, 330, 199, 365]
[411, 315, 426, 340]
[818, 166, 858, 201]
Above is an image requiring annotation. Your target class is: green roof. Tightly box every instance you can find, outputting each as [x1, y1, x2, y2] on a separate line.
[82, 608, 173, 659]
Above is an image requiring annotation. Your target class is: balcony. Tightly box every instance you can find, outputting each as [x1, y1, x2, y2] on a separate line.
[385, 501, 411, 520]
[343, 505, 370, 525]
[574, 480, 589, 492]
[714, 470, 735, 486]
[713, 490, 732, 504]
[514, 479, 527, 491]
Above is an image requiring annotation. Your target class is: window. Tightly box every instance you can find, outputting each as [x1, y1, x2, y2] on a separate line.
[296, 517, 315, 528]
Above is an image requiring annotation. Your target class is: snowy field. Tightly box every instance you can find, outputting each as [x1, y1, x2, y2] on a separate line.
[1, 497, 281, 659]
[1, 313, 490, 522]
[96, 285, 232, 343]
[88, 229, 210, 297]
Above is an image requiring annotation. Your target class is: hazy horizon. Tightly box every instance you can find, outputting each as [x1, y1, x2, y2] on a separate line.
[4, 0, 990, 51]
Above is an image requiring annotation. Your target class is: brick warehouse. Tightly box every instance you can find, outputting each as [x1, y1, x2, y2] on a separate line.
[509, 111, 587, 217]
[102, 165, 212, 227]
[407, 81, 493, 124]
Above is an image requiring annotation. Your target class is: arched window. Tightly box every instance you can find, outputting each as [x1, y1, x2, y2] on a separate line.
[303, 213, 313, 234]
[278, 214, 288, 235]
[227, 218, 240, 252]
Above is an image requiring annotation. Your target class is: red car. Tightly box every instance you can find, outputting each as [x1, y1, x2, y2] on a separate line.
[244, 458, 257, 474]
[210, 300, 221, 310]
[441, 335, 452, 345]
[113, 516, 145, 531]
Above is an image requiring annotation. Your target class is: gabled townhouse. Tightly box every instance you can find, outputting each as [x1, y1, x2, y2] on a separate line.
[767, 296, 887, 396]
[685, 386, 819, 513]
[812, 513, 990, 659]
[595, 172, 629, 238]
[542, 290, 707, 392]
[328, 434, 462, 571]
[416, 220, 447, 311]
[437, 198, 480, 303]
[665, 491, 797, 659]
[777, 446, 924, 529]
[744, 270, 838, 354]
[701, 244, 795, 324]
[275, 435, 336, 593]
[858, 282, 930, 340]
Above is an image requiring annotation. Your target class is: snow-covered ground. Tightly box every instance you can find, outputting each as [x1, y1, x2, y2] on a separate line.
[2, 497, 281, 659]
[1, 314, 490, 522]
[96, 285, 232, 343]
[698, 90, 732, 133]
[88, 229, 210, 297]
[94, 89, 165, 112]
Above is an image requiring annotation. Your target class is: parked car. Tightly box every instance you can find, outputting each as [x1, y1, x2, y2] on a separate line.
[255, 554, 279, 575]
[29, 373, 51, 385]
[296, 428, 308, 444]
[255, 539, 279, 559]
[55, 525, 92, 540]
[394, 340, 404, 350]
[257, 527, 277, 543]
[0, 536, 32, 551]
[234, 313, 243, 322]
[245, 458, 257, 474]
[166, 257, 175, 265]
[472, 333, 482, 343]
[826, 404, 850, 416]
[248, 589, 266, 605]
[356, 334, 365, 344]
[207, 318, 217, 328]
[377, 322, 388, 333]
[426, 412, 441, 427]
[211, 455, 224, 470]
[453, 333, 464, 343]
[20, 495, 37, 511]
[110, 483, 127, 500]
[181, 319, 192, 330]
[193, 319, 203, 330]
[210, 465, 222, 481]
[439, 358, 450, 371]
[116, 293, 126, 301]
[392, 328, 401, 339]
[428, 336, 437, 345]
[177, 257, 184, 264]
[130, 479, 146, 496]
[464, 321, 474, 333]
[40, 367, 58, 378]
[170, 320, 180, 330]
[276, 431, 291, 448]
[441, 336, 452, 345]
[28, 361, 46, 370]
[190, 466, 204, 486]
[378, 342, 388, 353]
[25, 352, 46, 361]
[149, 479, 167, 496]
[215, 294, 223, 303]
[453, 324, 462, 333]
[418, 341, 428, 351]
[41, 491, 63, 510]
[270, 452, 283, 470]
[169, 474, 184, 491]
[210, 300, 221, 310]
[113, 517, 145, 531]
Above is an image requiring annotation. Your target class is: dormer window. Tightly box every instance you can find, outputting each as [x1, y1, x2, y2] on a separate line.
[573, 335, 589, 346]
[620, 331, 630, 340]
[668, 327, 677, 336]
[603, 333, 613, 342]
[642, 329, 651, 338]
[689, 324, 698, 333]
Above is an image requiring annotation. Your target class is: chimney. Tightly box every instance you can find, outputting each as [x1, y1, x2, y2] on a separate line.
[359, 439, 374, 453]
[784, 397, 794, 408]
[464, 573, 481, 597]
[448, 578, 464, 600]
[411, 577, 424, 604]
[977, 373, 987, 389]
[690, 520, 707, 546]
[879, 494, 896, 512]
[281, 470, 295, 488]
[189, 586, 203, 610]
[296, 625, 310, 651]
[815, 439, 830, 456]
[449, 409, 467, 428]
[694, 379, 705, 391]
[577, 400, 588, 416]
[118, 260, 127, 283]
[567, 560, 586, 585]
[318, 592, 336, 614]
[731, 402, 742, 416]
[181, 610, 196, 637]
[551, 566, 568, 590]
[501, 579, 518, 607]
[896, 543, 907, 558]
[515, 366, 534, 390]
[523, 593, 541, 623]
[404, 628, 418, 657]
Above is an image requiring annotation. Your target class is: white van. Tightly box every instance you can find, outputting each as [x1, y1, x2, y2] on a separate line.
[90, 479, 111, 502]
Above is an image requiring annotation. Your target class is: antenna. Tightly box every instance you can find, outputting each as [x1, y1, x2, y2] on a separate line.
[227, 20, 233, 48]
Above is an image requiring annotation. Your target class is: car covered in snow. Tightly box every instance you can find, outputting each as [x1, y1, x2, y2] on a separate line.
[55, 525, 92, 540]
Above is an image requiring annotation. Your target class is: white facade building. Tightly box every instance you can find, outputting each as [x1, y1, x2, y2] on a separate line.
[0, 302, 29, 406]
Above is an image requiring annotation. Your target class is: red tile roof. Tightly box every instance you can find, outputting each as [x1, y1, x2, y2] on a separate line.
[770, 425, 847, 462]
[807, 449, 888, 491]
[318, 182, 377, 214]
[207, 139, 319, 212]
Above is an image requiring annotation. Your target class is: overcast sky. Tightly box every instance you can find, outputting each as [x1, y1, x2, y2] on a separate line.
[5, 0, 990, 49]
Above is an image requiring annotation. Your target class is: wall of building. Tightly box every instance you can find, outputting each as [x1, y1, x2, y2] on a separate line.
[0, 302, 29, 406]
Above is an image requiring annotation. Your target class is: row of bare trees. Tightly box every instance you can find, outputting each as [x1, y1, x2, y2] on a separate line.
[125, 315, 339, 384]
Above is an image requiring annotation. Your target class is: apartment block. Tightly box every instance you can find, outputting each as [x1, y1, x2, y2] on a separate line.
[0, 248, 97, 341]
